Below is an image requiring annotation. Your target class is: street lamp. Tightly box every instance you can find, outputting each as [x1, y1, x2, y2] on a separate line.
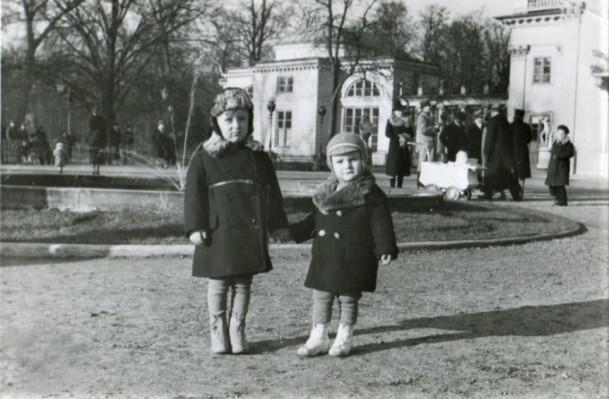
[267, 99, 276, 150]
[56, 82, 71, 136]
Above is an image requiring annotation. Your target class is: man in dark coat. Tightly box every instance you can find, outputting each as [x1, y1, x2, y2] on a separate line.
[545, 125, 575, 206]
[466, 110, 484, 164]
[439, 111, 468, 162]
[482, 106, 522, 200]
[511, 109, 533, 183]
[89, 111, 107, 175]
[108, 122, 121, 165]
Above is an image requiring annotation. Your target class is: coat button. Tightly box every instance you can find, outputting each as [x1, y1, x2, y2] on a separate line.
[318, 230, 326, 237]
[334, 232, 340, 239]
[336, 210, 343, 216]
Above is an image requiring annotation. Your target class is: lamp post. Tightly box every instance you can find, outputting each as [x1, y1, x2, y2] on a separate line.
[267, 99, 276, 151]
[56, 82, 71, 136]
[317, 105, 327, 165]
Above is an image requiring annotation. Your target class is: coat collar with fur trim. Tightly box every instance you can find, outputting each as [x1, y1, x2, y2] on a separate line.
[312, 169, 376, 213]
[203, 133, 264, 157]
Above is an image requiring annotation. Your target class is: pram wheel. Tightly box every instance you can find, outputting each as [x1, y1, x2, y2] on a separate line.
[424, 184, 439, 192]
[444, 187, 461, 201]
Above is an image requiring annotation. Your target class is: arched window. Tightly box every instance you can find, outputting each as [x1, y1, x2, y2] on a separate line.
[345, 80, 380, 97]
[245, 85, 254, 98]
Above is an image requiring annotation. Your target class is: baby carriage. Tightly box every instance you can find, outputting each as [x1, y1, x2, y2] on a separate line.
[418, 150, 485, 200]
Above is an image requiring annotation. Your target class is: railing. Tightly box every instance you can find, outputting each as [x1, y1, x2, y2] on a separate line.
[527, 0, 565, 11]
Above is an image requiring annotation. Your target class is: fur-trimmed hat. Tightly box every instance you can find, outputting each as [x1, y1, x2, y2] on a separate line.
[514, 109, 525, 118]
[326, 132, 369, 169]
[210, 87, 254, 138]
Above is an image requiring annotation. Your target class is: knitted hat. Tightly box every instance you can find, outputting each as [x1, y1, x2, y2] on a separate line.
[326, 132, 369, 169]
[210, 87, 254, 138]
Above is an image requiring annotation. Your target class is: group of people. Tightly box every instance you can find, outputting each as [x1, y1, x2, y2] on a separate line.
[87, 112, 137, 175]
[4, 120, 76, 172]
[185, 87, 398, 357]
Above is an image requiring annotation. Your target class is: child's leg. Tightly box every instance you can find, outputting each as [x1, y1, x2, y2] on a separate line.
[389, 177, 396, 188]
[555, 186, 567, 205]
[329, 292, 362, 357]
[397, 175, 404, 188]
[549, 186, 557, 198]
[298, 290, 333, 357]
[228, 274, 253, 354]
[208, 278, 230, 354]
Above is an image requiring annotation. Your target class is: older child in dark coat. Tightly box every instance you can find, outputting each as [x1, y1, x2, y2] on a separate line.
[184, 88, 289, 354]
[545, 125, 575, 206]
[290, 133, 399, 357]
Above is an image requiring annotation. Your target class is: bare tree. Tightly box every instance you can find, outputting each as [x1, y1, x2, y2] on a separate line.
[416, 4, 449, 64]
[51, 0, 210, 125]
[1, 0, 85, 124]
[232, 0, 288, 66]
[370, 0, 416, 57]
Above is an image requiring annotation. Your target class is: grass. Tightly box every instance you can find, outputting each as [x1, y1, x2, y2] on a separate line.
[0, 202, 578, 245]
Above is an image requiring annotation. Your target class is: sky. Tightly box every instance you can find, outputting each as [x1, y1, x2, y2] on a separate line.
[406, 0, 515, 18]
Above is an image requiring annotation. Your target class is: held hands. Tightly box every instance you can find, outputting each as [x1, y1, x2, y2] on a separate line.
[380, 254, 393, 265]
[189, 230, 207, 245]
[271, 228, 292, 243]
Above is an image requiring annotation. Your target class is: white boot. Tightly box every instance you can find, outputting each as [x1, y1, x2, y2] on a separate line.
[297, 323, 331, 357]
[328, 323, 353, 357]
[229, 312, 249, 354]
[209, 313, 230, 354]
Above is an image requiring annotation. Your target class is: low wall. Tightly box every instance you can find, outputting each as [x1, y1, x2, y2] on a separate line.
[0, 185, 442, 212]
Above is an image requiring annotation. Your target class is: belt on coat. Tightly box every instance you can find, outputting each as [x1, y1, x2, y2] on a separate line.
[208, 179, 258, 189]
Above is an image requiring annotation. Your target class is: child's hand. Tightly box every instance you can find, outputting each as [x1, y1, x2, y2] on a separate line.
[271, 228, 292, 243]
[380, 254, 392, 265]
[189, 230, 207, 245]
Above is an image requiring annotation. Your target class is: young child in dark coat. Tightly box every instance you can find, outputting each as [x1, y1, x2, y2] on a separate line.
[184, 88, 289, 354]
[545, 125, 575, 206]
[289, 133, 399, 357]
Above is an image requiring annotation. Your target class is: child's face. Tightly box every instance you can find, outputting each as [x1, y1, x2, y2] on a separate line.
[555, 129, 567, 142]
[217, 109, 249, 143]
[331, 151, 363, 182]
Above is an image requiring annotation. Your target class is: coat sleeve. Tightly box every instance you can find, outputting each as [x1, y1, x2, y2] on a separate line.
[557, 142, 575, 159]
[483, 121, 496, 159]
[369, 188, 399, 260]
[289, 212, 317, 243]
[262, 152, 289, 232]
[184, 149, 209, 237]
[439, 125, 449, 147]
[385, 121, 397, 140]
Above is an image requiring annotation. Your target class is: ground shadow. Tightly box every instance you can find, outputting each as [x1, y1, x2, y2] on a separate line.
[252, 299, 609, 355]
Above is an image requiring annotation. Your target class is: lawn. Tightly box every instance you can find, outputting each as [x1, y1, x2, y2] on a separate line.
[0, 202, 578, 245]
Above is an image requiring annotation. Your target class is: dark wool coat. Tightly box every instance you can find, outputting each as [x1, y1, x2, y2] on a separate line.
[466, 123, 483, 162]
[484, 114, 518, 190]
[511, 120, 533, 180]
[439, 122, 468, 162]
[89, 115, 107, 164]
[290, 172, 399, 293]
[184, 135, 288, 278]
[385, 118, 412, 176]
[545, 140, 575, 187]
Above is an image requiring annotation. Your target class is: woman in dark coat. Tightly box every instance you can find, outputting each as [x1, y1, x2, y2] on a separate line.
[545, 125, 575, 206]
[482, 107, 522, 200]
[384, 101, 412, 188]
[184, 88, 288, 355]
[511, 109, 533, 181]
[89, 112, 107, 175]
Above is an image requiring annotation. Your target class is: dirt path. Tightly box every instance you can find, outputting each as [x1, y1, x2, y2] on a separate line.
[0, 197, 607, 398]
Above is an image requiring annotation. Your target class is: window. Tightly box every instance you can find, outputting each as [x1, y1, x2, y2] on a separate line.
[276, 110, 292, 147]
[277, 77, 293, 93]
[343, 107, 379, 150]
[346, 80, 380, 97]
[245, 85, 254, 98]
[533, 57, 551, 83]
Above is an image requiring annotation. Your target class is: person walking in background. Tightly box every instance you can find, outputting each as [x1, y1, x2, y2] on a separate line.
[436, 112, 449, 163]
[108, 122, 121, 165]
[467, 110, 484, 164]
[53, 142, 67, 174]
[439, 111, 468, 162]
[89, 111, 107, 175]
[59, 130, 76, 162]
[122, 124, 135, 164]
[385, 101, 412, 188]
[152, 121, 174, 168]
[511, 109, 533, 190]
[289, 133, 398, 358]
[184, 88, 289, 355]
[481, 106, 522, 200]
[545, 125, 575, 206]
[416, 99, 438, 188]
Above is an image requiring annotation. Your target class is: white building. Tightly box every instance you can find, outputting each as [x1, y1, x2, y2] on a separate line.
[498, 0, 609, 178]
